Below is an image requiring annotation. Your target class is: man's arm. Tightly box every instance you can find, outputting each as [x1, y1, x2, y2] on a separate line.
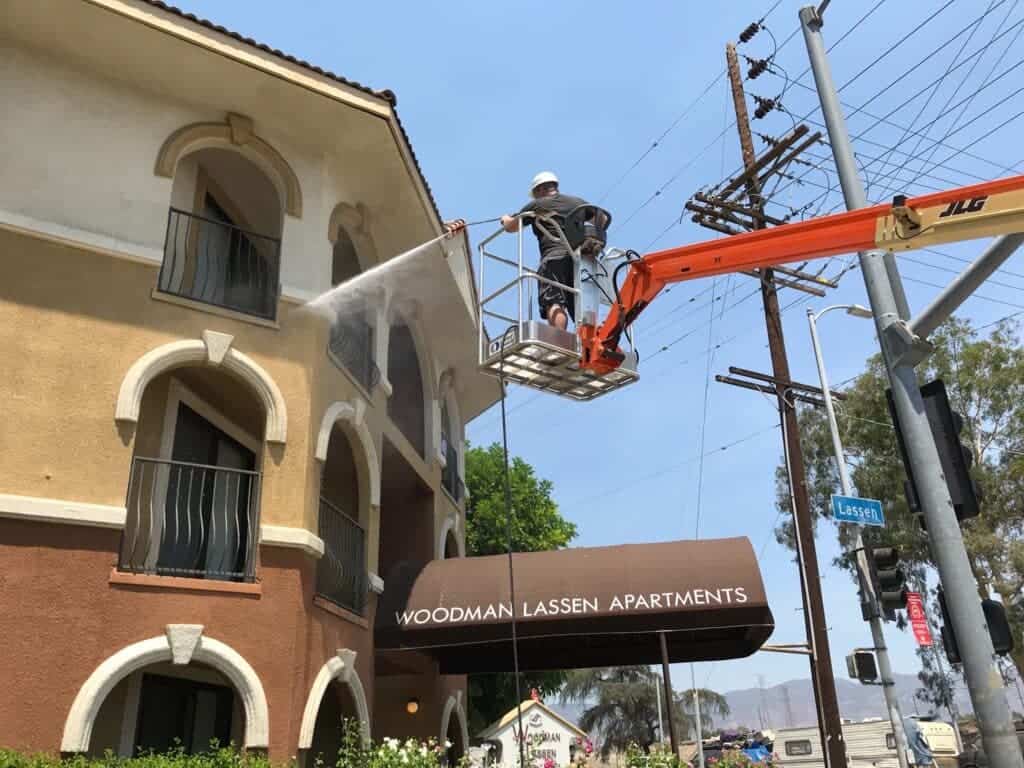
[502, 201, 535, 233]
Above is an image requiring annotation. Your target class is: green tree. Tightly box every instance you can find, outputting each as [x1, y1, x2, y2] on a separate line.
[774, 317, 1024, 678]
[464, 442, 579, 734]
[560, 666, 730, 758]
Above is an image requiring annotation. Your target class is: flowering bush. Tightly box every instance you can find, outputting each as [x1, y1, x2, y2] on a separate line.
[705, 750, 754, 768]
[622, 744, 759, 768]
[623, 743, 682, 768]
[330, 720, 464, 768]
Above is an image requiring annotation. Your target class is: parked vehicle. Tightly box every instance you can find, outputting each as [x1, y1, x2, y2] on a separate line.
[774, 719, 960, 768]
[957, 721, 1024, 768]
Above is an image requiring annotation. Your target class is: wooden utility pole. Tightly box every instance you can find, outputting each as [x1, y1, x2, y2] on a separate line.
[724, 42, 848, 768]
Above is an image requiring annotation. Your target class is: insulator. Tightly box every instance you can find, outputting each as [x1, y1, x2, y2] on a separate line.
[752, 95, 776, 120]
[739, 22, 760, 43]
[747, 59, 769, 79]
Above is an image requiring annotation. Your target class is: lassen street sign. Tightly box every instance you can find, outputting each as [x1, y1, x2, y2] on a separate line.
[831, 494, 885, 527]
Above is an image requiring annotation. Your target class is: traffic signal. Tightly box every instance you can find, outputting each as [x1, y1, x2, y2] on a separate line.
[886, 379, 981, 525]
[937, 588, 1014, 665]
[846, 650, 878, 684]
[865, 546, 907, 621]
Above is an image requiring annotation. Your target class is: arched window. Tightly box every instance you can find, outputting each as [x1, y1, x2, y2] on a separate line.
[161, 147, 283, 321]
[440, 399, 462, 501]
[121, 365, 266, 583]
[317, 424, 367, 616]
[332, 228, 361, 285]
[387, 323, 425, 457]
[327, 227, 377, 393]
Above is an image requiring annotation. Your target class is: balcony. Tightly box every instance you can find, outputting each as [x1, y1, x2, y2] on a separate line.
[119, 457, 260, 582]
[327, 316, 380, 393]
[316, 497, 368, 616]
[157, 207, 281, 322]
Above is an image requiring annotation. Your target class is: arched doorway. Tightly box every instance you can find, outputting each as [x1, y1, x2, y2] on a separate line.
[445, 711, 466, 766]
[308, 681, 362, 766]
[61, 628, 269, 756]
[90, 662, 243, 757]
[439, 694, 469, 768]
[444, 530, 459, 560]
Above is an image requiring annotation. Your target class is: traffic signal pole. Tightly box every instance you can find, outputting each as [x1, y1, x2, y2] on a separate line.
[800, 8, 1024, 768]
[807, 307, 910, 768]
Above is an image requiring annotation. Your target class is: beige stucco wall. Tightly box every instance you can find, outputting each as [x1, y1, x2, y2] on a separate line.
[0, 225, 467, 552]
[0, 7, 476, 552]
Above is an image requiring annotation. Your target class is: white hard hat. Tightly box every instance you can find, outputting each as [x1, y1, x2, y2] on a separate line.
[530, 171, 559, 197]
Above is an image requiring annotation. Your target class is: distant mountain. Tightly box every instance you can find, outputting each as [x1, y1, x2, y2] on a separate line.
[717, 674, 971, 731]
[546, 674, 972, 735]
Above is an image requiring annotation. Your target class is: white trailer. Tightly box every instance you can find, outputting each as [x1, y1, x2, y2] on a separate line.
[774, 719, 959, 768]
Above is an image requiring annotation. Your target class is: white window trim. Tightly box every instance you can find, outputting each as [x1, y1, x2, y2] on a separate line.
[159, 378, 262, 461]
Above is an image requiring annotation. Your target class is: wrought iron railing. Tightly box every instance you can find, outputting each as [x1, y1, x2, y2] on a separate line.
[119, 457, 261, 582]
[327, 315, 380, 393]
[441, 435, 463, 502]
[158, 207, 281, 321]
[316, 496, 368, 615]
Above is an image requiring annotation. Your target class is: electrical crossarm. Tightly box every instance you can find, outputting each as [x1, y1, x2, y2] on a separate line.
[580, 173, 1024, 375]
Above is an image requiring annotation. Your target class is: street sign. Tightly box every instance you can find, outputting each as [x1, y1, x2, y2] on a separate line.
[831, 494, 885, 527]
[906, 591, 933, 646]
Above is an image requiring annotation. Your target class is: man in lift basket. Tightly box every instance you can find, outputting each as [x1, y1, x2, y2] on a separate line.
[499, 171, 595, 332]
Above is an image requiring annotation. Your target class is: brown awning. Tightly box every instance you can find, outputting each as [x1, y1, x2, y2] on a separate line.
[375, 537, 774, 673]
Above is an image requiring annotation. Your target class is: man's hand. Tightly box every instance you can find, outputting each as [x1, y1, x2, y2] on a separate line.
[443, 219, 466, 239]
[501, 214, 519, 233]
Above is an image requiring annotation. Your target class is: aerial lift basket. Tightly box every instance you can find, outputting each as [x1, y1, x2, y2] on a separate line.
[476, 209, 639, 401]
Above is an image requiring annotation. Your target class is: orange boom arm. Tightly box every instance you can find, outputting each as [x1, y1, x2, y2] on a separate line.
[581, 173, 1024, 374]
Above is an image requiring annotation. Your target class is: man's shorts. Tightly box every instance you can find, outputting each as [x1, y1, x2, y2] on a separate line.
[537, 255, 575, 321]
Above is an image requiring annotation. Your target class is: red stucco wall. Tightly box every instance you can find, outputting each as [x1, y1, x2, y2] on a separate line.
[0, 518, 455, 760]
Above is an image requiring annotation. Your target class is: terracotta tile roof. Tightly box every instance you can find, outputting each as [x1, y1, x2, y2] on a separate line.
[138, 0, 442, 223]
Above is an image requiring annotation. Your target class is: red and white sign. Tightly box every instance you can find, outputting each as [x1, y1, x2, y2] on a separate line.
[906, 591, 933, 647]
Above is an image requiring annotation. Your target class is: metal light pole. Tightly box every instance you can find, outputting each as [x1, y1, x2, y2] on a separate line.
[654, 668, 665, 746]
[807, 303, 910, 768]
[800, 7, 1024, 768]
[691, 665, 705, 768]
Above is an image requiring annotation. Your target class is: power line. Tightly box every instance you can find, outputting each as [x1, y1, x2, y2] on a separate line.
[616, 0, 896, 239]
[862, 0, 997, 187]
[561, 422, 780, 510]
[596, 0, 792, 207]
[765, 14, 1024, 204]
[896, 254, 1024, 293]
[908, 0, 1023, 183]
[901, 275, 1024, 310]
[861, 60, 1024, 199]
[598, 71, 727, 205]
[693, 278, 719, 539]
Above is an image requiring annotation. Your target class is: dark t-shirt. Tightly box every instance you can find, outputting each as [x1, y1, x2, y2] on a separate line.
[518, 193, 588, 262]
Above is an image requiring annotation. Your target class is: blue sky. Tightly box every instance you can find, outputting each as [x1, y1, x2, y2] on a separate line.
[171, 0, 1024, 707]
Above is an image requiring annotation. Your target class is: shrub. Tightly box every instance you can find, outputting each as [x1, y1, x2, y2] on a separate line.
[0, 723, 464, 768]
[0, 744, 278, 768]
